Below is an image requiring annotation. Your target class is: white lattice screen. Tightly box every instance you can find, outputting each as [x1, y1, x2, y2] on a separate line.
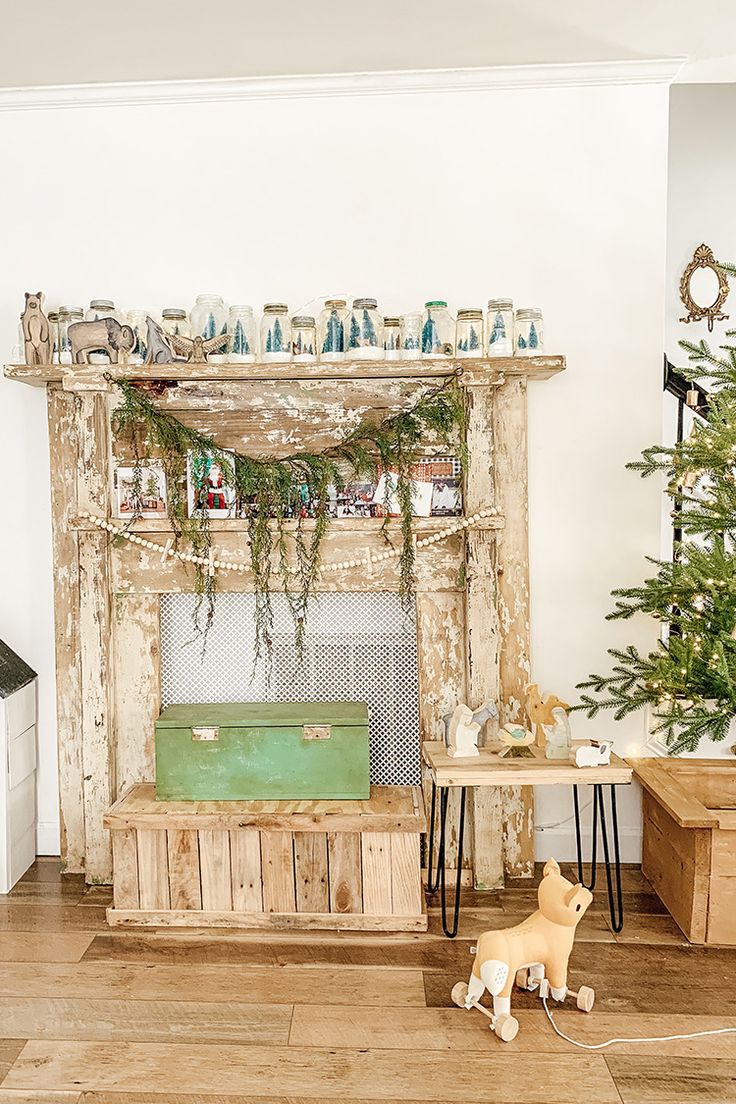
[160, 592, 421, 785]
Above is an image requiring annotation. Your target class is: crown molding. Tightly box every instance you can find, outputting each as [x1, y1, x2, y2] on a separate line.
[0, 58, 685, 112]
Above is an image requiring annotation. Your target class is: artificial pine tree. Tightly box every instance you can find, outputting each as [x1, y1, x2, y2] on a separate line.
[266, 329, 272, 353]
[204, 313, 216, 341]
[273, 318, 283, 352]
[362, 308, 376, 346]
[577, 329, 736, 752]
[528, 321, 539, 349]
[469, 325, 480, 351]
[490, 312, 506, 345]
[232, 320, 249, 356]
[348, 314, 361, 349]
[422, 316, 437, 354]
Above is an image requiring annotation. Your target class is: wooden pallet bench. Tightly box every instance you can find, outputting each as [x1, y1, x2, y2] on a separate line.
[103, 783, 427, 931]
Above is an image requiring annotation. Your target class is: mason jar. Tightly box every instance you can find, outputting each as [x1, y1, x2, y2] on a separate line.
[515, 307, 544, 356]
[291, 315, 317, 362]
[346, 298, 383, 359]
[127, 310, 149, 365]
[58, 306, 84, 364]
[227, 305, 256, 362]
[190, 295, 227, 362]
[400, 312, 422, 359]
[487, 298, 514, 356]
[85, 299, 123, 364]
[161, 308, 191, 340]
[47, 311, 59, 364]
[455, 309, 484, 358]
[383, 317, 401, 359]
[261, 303, 291, 361]
[318, 299, 348, 361]
[421, 300, 454, 358]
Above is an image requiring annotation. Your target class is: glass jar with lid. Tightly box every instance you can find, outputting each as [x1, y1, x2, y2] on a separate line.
[346, 298, 383, 359]
[261, 303, 291, 361]
[515, 307, 544, 356]
[292, 315, 317, 362]
[318, 299, 348, 362]
[127, 310, 149, 365]
[190, 295, 227, 362]
[85, 299, 124, 364]
[227, 305, 256, 362]
[58, 306, 84, 364]
[400, 312, 422, 359]
[455, 309, 484, 358]
[421, 301, 454, 358]
[47, 310, 59, 364]
[487, 298, 514, 357]
[161, 308, 191, 340]
[383, 317, 401, 360]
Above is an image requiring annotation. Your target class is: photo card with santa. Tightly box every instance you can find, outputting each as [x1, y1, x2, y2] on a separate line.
[186, 450, 237, 518]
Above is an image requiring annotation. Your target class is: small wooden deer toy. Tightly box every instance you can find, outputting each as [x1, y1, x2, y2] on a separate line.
[452, 859, 594, 1041]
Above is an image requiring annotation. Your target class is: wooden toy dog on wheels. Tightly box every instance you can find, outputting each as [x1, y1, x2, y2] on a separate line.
[451, 859, 595, 1042]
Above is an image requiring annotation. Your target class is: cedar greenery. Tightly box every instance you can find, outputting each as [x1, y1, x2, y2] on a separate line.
[112, 376, 466, 669]
[575, 322, 736, 752]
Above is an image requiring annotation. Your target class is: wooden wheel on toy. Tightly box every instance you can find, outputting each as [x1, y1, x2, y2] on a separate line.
[451, 982, 469, 1008]
[494, 1013, 519, 1042]
[576, 985, 595, 1013]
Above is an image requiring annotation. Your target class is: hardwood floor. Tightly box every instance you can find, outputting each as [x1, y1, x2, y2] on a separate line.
[0, 860, 734, 1103]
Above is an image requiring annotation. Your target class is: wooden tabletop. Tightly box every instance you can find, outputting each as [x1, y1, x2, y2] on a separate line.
[422, 741, 633, 787]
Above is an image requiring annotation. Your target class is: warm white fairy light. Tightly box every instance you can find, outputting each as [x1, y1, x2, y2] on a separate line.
[77, 508, 499, 578]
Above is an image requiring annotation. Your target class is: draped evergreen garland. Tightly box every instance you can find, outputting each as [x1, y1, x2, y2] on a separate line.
[111, 376, 466, 667]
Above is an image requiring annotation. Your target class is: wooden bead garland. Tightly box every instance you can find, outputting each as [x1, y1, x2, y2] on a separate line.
[77, 508, 498, 579]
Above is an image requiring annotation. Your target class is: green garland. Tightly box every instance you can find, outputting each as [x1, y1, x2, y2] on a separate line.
[112, 376, 466, 668]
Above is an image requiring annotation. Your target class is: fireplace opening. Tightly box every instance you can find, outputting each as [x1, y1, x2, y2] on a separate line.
[160, 592, 421, 785]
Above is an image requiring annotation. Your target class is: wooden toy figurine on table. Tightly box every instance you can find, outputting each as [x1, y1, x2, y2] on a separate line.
[451, 859, 594, 1041]
[525, 683, 572, 759]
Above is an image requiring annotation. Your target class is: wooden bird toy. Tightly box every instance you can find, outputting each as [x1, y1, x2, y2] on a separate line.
[525, 683, 571, 750]
[452, 858, 594, 1041]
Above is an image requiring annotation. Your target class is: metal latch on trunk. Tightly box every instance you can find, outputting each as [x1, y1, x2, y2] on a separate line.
[191, 726, 220, 741]
[302, 724, 332, 740]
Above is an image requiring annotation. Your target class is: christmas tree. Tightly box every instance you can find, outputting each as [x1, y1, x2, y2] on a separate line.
[490, 311, 506, 345]
[204, 313, 216, 341]
[361, 308, 376, 346]
[322, 310, 344, 354]
[422, 316, 438, 354]
[232, 320, 250, 356]
[266, 329, 272, 353]
[469, 325, 480, 351]
[348, 314, 361, 350]
[528, 322, 539, 349]
[273, 318, 283, 352]
[576, 327, 736, 751]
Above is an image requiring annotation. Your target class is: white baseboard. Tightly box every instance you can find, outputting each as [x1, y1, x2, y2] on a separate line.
[35, 820, 60, 857]
[535, 825, 642, 865]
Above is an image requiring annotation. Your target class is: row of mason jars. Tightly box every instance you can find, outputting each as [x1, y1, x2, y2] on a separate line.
[47, 296, 544, 364]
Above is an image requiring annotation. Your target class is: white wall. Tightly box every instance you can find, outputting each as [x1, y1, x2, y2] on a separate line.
[0, 76, 670, 862]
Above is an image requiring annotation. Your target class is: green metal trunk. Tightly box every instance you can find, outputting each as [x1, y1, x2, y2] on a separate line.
[155, 701, 370, 801]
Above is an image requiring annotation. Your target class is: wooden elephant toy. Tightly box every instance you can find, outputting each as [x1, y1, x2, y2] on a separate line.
[451, 858, 594, 1041]
[68, 317, 135, 365]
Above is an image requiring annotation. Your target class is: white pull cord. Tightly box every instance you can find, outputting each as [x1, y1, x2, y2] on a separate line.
[542, 997, 736, 1050]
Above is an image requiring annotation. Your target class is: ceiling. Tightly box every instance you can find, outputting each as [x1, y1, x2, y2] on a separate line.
[2, 0, 735, 88]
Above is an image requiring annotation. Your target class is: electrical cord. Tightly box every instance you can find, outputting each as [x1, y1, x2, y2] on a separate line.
[542, 997, 736, 1050]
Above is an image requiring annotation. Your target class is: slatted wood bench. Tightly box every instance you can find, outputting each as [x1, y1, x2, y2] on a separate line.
[103, 783, 427, 931]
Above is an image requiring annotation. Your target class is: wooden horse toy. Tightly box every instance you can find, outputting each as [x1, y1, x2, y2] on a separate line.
[451, 858, 595, 1041]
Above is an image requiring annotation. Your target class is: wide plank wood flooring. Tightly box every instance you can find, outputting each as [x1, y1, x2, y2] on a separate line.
[0, 859, 734, 1103]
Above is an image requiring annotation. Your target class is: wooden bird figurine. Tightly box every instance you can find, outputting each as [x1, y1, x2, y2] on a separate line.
[167, 331, 229, 362]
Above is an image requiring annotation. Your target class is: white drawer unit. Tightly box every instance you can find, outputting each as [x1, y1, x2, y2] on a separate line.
[0, 641, 38, 893]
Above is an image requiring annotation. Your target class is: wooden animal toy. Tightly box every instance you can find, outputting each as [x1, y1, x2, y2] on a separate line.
[144, 316, 176, 364]
[167, 330, 229, 362]
[68, 317, 135, 365]
[451, 858, 594, 1041]
[20, 292, 50, 365]
[446, 704, 481, 758]
[443, 700, 498, 745]
[497, 723, 535, 758]
[525, 683, 571, 750]
[573, 740, 613, 768]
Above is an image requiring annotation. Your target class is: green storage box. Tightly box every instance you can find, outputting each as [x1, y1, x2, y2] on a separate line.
[155, 701, 370, 801]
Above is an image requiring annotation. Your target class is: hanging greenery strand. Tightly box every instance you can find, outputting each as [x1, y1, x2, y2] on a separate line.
[111, 375, 466, 668]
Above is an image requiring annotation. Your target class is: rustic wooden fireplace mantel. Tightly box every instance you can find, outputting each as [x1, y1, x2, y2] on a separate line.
[6, 354, 565, 887]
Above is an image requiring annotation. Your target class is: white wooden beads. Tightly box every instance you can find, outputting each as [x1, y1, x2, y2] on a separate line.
[77, 507, 498, 578]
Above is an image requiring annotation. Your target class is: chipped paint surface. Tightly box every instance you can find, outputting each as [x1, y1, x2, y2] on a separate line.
[114, 594, 160, 797]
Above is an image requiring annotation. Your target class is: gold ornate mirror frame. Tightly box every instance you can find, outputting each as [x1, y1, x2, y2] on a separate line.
[679, 243, 730, 332]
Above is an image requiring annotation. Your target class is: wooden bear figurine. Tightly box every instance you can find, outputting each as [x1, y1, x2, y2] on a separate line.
[457, 859, 592, 1039]
[21, 292, 50, 366]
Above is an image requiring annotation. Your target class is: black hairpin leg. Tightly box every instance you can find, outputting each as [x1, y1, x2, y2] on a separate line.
[573, 784, 624, 932]
[426, 780, 466, 938]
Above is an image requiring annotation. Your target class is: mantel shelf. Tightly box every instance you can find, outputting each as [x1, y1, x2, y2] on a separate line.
[72, 513, 504, 534]
[4, 354, 565, 388]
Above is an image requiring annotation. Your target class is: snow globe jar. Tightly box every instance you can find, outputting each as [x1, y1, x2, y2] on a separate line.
[58, 306, 84, 364]
[421, 301, 453, 358]
[47, 311, 59, 364]
[383, 317, 401, 360]
[191, 295, 227, 362]
[261, 303, 291, 361]
[161, 308, 191, 340]
[127, 310, 149, 365]
[318, 299, 348, 361]
[455, 309, 484, 358]
[291, 315, 317, 362]
[515, 307, 544, 356]
[486, 298, 514, 357]
[400, 312, 422, 359]
[347, 298, 383, 359]
[227, 305, 256, 362]
[85, 299, 124, 364]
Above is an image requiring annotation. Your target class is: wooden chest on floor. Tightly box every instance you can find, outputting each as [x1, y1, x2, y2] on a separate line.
[155, 701, 370, 801]
[103, 783, 426, 931]
[632, 758, 736, 945]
